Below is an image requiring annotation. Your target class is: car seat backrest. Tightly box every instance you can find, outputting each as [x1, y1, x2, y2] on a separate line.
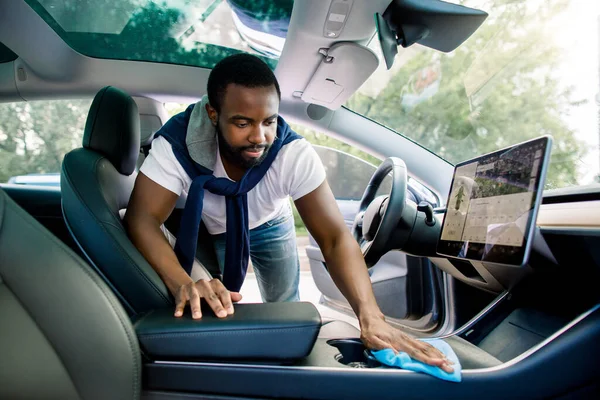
[0, 189, 140, 399]
[61, 86, 172, 316]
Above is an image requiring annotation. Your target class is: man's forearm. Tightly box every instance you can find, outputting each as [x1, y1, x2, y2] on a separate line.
[321, 232, 384, 322]
[125, 216, 192, 295]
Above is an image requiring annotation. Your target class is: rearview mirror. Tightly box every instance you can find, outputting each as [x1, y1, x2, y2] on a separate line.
[375, 0, 488, 69]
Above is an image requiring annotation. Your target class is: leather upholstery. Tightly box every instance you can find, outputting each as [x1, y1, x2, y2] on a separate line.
[62, 87, 172, 316]
[134, 303, 322, 360]
[0, 190, 141, 399]
[61, 151, 172, 314]
[83, 86, 140, 175]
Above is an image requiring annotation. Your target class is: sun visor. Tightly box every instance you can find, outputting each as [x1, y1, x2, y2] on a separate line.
[301, 42, 379, 110]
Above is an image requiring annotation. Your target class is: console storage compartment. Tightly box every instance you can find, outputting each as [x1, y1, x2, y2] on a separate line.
[134, 302, 321, 361]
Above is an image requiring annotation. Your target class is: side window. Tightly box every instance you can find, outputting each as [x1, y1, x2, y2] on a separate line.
[291, 123, 439, 206]
[0, 99, 91, 186]
[313, 145, 392, 201]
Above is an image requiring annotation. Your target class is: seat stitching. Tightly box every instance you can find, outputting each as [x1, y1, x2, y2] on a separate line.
[138, 326, 321, 340]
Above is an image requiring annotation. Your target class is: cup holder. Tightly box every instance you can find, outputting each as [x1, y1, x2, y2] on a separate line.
[327, 339, 380, 368]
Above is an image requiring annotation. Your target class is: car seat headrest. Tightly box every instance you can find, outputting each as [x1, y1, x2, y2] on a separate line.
[83, 86, 140, 175]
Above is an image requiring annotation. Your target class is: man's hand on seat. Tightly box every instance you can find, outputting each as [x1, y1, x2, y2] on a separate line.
[174, 279, 242, 319]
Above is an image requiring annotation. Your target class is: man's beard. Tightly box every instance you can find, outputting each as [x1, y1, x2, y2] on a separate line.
[216, 123, 272, 169]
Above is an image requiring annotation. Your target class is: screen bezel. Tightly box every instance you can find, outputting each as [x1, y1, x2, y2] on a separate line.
[436, 136, 552, 266]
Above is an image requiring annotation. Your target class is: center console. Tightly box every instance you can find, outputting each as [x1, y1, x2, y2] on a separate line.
[139, 301, 600, 400]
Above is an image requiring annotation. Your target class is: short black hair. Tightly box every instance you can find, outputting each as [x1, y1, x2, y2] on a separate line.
[207, 53, 281, 113]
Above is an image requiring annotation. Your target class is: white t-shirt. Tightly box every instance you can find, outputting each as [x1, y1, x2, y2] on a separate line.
[140, 136, 326, 235]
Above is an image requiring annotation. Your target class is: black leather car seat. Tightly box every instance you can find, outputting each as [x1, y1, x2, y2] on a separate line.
[0, 189, 140, 399]
[61, 86, 174, 316]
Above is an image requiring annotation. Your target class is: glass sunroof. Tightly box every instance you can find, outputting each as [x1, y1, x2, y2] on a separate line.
[25, 0, 294, 69]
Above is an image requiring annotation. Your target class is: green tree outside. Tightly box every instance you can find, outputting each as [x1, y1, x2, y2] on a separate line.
[0, 99, 90, 182]
[346, 0, 589, 190]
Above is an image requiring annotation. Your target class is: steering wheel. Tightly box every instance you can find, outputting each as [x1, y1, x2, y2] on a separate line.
[351, 157, 408, 267]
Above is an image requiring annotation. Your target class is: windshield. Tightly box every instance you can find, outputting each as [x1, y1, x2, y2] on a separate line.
[26, 0, 293, 68]
[347, 0, 599, 190]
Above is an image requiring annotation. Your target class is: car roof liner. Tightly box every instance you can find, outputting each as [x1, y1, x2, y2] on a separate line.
[0, 41, 17, 63]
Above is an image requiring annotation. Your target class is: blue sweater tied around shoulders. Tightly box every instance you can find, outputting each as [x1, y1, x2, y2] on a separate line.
[154, 102, 301, 292]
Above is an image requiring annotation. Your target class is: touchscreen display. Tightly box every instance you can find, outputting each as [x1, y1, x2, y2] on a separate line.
[437, 136, 551, 266]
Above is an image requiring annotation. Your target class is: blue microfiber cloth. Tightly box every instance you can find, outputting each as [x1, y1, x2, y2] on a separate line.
[370, 339, 462, 382]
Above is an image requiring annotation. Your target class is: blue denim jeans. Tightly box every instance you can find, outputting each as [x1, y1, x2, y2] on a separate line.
[211, 211, 300, 302]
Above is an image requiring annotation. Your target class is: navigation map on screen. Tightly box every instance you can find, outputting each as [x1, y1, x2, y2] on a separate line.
[437, 137, 550, 265]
